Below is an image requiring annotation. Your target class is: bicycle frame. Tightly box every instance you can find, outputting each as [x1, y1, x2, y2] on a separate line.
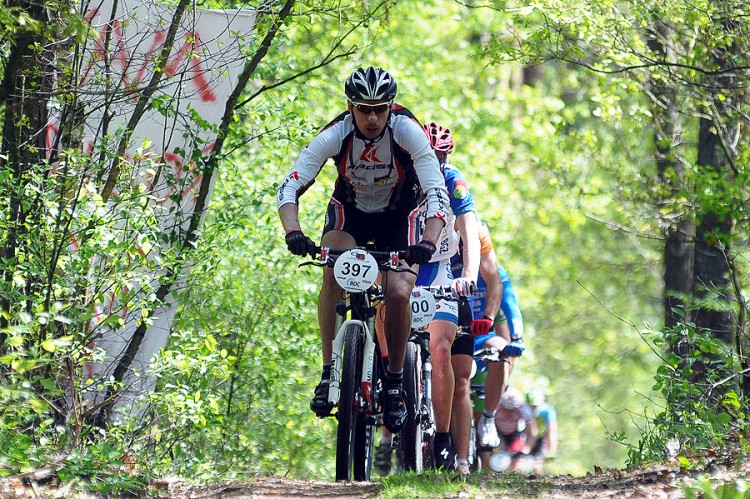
[328, 291, 379, 411]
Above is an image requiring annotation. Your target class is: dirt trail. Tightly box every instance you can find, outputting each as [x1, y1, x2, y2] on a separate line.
[2, 453, 747, 498]
[164, 454, 749, 498]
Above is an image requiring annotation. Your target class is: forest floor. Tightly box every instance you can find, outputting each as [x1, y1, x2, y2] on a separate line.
[163, 454, 749, 498]
[1, 442, 748, 498]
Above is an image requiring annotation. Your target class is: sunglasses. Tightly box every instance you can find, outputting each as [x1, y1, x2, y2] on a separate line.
[350, 101, 392, 114]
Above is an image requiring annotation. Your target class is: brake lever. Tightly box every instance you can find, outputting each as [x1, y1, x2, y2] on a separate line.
[476, 348, 501, 363]
[299, 261, 327, 268]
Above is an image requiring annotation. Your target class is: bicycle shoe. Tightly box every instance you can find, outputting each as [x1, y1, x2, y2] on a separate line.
[374, 441, 393, 476]
[310, 379, 334, 417]
[433, 441, 457, 471]
[456, 458, 470, 475]
[382, 386, 407, 433]
[477, 414, 501, 449]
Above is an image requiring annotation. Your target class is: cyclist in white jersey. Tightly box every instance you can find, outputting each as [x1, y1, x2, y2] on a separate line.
[277, 67, 450, 433]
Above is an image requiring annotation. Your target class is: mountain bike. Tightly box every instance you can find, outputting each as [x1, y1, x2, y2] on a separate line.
[301, 246, 410, 482]
[398, 286, 458, 472]
[469, 346, 508, 472]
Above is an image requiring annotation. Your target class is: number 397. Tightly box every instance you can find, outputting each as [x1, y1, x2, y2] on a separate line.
[340, 262, 371, 277]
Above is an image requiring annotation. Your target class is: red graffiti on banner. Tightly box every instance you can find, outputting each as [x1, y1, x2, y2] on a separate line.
[81, 8, 217, 103]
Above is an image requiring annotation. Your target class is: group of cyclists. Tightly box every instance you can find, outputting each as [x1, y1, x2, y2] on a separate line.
[276, 66, 557, 475]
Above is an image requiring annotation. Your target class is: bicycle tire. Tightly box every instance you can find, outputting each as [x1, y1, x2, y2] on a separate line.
[421, 348, 435, 470]
[399, 341, 423, 471]
[469, 420, 480, 472]
[352, 342, 377, 481]
[335, 324, 364, 481]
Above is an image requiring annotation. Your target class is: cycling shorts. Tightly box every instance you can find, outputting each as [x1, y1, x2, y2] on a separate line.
[323, 198, 420, 250]
[415, 259, 457, 324]
[531, 437, 545, 457]
[451, 331, 474, 356]
[457, 297, 473, 327]
[502, 432, 525, 454]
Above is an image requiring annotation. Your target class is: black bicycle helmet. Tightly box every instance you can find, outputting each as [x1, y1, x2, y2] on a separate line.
[345, 67, 398, 102]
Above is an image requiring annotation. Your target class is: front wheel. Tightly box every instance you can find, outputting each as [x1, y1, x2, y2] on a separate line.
[335, 324, 364, 481]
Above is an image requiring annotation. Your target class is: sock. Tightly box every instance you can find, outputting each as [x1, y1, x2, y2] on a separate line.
[483, 410, 496, 419]
[381, 434, 393, 446]
[383, 369, 403, 387]
[434, 432, 451, 449]
[321, 363, 332, 380]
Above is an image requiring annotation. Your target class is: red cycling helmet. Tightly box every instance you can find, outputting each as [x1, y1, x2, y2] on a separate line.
[423, 122, 454, 154]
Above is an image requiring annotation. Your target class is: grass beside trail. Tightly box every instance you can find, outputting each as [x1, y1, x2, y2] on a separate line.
[377, 469, 551, 498]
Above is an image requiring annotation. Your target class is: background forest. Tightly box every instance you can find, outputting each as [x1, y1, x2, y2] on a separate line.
[0, 0, 747, 492]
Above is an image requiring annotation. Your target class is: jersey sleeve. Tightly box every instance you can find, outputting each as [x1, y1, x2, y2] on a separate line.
[540, 404, 557, 423]
[498, 266, 524, 339]
[393, 116, 449, 220]
[443, 165, 475, 216]
[478, 222, 494, 255]
[276, 120, 345, 208]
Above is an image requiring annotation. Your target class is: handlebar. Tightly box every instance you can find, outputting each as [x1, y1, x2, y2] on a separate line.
[414, 284, 460, 301]
[299, 246, 414, 274]
[473, 347, 507, 363]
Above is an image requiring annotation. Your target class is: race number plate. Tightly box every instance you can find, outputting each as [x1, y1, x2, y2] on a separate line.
[333, 249, 378, 292]
[410, 287, 436, 329]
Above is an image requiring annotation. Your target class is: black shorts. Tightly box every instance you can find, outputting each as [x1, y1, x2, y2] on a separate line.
[322, 198, 420, 250]
[457, 297, 473, 327]
[451, 297, 474, 356]
[451, 330, 474, 356]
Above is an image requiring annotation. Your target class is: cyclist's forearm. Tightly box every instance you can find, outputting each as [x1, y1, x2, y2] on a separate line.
[479, 252, 502, 319]
[279, 203, 301, 233]
[421, 216, 445, 244]
[456, 211, 479, 283]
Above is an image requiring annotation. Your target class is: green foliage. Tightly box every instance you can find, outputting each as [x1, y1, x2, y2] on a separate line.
[684, 478, 750, 499]
[627, 321, 746, 465]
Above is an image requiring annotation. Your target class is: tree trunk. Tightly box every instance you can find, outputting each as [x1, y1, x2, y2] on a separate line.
[0, 0, 52, 341]
[647, 21, 695, 330]
[693, 117, 734, 344]
[688, 15, 739, 386]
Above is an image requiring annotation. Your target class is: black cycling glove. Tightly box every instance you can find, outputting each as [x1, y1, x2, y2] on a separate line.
[285, 230, 316, 256]
[405, 240, 437, 265]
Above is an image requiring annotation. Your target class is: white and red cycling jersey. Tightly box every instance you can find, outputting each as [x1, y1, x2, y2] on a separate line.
[496, 403, 535, 437]
[276, 104, 449, 221]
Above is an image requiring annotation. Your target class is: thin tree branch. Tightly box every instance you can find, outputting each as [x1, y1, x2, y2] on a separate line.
[100, 0, 191, 201]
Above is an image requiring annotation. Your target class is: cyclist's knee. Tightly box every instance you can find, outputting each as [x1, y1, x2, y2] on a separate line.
[386, 272, 415, 298]
[454, 378, 470, 398]
[485, 335, 508, 350]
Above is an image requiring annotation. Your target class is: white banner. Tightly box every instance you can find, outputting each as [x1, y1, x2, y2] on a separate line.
[77, 0, 256, 417]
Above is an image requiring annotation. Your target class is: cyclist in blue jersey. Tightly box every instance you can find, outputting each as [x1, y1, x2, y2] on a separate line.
[417, 122, 480, 470]
[527, 390, 558, 474]
[374, 122, 479, 473]
[471, 223, 525, 448]
[277, 67, 450, 433]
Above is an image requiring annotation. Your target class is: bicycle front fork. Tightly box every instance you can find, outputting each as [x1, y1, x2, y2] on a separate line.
[328, 308, 377, 411]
